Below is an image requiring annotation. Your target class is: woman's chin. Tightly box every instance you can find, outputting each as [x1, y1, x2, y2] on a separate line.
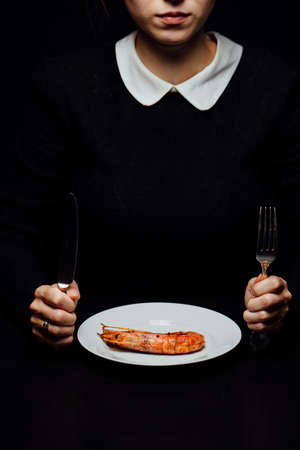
[146, 26, 201, 49]
[150, 32, 194, 48]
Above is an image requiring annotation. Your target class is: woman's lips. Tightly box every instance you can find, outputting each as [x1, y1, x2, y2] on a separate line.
[157, 12, 190, 25]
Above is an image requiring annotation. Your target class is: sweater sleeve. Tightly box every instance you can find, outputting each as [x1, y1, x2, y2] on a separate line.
[0, 59, 73, 330]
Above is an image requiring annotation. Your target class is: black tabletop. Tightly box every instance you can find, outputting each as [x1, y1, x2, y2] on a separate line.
[1, 294, 299, 450]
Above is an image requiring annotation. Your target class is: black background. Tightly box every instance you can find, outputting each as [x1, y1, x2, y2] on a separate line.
[1, 4, 299, 448]
[3, 0, 300, 66]
[3, 0, 300, 90]
[3, 0, 300, 147]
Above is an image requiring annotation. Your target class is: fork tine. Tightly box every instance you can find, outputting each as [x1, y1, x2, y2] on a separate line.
[257, 206, 262, 253]
[256, 206, 278, 257]
[267, 206, 272, 251]
[263, 206, 267, 252]
[273, 206, 278, 252]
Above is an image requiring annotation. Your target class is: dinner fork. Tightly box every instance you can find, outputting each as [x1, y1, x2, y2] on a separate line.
[256, 206, 278, 277]
[250, 206, 278, 351]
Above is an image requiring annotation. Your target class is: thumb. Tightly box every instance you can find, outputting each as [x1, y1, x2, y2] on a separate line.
[256, 273, 267, 283]
[66, 280, 80, 301]
[246, 273, 267, 300]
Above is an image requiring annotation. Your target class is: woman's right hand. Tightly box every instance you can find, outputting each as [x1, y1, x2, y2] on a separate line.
[29, 280, 80, 348]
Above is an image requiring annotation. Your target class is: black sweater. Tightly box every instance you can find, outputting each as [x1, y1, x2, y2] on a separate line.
[1, 39, 300, 327]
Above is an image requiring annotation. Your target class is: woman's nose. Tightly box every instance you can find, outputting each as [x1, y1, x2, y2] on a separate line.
[164, 0, 184, 6]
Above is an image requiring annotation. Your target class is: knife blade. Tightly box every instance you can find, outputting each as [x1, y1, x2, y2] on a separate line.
[57, 192, 79, 291]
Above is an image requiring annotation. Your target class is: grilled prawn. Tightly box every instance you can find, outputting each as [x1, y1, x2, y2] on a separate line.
[98, 324, 205, 354]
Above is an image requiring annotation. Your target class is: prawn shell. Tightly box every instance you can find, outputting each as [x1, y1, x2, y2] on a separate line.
[98, 325, 205, 355]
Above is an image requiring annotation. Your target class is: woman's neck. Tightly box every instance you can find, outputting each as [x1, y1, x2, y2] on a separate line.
[135, 29, 217, 85]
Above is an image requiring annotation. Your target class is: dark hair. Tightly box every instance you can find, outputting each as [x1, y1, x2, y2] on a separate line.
[99, 0, 127, 16]
[86, 0, 135, 42]
[99, 0, 109, 16]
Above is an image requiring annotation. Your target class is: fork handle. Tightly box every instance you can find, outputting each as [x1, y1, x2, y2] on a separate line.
[260, 263, 270, 279]
[249, 270, 269, 351]
[249, 330, 270, 352]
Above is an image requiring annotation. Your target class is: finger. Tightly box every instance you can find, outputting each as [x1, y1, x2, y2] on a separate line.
[245, 306, 289, 331]
[247, 290, 292, 312]
[34, 285, 76, 312]
[29, 299, 76, 326]
[246, 277, 258, 293]
[267, 296, 292, 312]
[243, 306, 288, 324]
[29, 298, 42, 313]
[253, 276, 287, 296]
[30, 315, 75, 337]
[32, 327, 74, 348]
[245, 278, 258, 307]
[247, 320, 284, 332]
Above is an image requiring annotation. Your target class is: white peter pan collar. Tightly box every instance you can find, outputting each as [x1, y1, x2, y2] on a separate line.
[115, 31, 243, 110]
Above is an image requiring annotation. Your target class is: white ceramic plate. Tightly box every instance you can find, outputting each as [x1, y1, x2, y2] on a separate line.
[77, 302, 241, 366]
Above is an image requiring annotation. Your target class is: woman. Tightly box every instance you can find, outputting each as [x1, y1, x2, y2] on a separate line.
[2, 0, 298, 348]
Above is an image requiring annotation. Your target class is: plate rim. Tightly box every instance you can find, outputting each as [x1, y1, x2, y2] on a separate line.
[77, 301, 242, 366]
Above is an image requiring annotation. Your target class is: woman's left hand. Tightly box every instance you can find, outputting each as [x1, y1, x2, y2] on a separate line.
[244, 275, 292, 333]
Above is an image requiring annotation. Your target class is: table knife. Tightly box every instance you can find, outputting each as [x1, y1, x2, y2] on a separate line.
[57, 192, 79, 291]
